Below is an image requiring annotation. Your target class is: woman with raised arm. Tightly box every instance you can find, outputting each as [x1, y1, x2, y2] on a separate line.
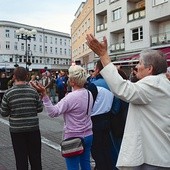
[86, 34, 170, 170]
[31, 65, 93, 170]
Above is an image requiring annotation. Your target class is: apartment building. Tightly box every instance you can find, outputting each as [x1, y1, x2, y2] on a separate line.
[0, 21, 71, 72]
[95, 0, 170, 73]
[71, 0, 95, 71]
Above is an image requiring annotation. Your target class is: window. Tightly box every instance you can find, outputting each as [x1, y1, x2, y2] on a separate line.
[39, 35, 42, 42]
[131, 27, 143, 41]
[57, 58, 59, 64]
[87, 18, 90, 28]
[6, 41, 10, 49]
[55, 47, 58, 54]
[45, 36, 47, 43]
[14, 30, 17, 38]
[54, 58, 56, 64]
[5, 30, 10, 38]
[40, 45, 42, 53]
[45, 46, 47, 53]
[60, 39, 62, 45]
[14, 42, 18, 50]
[112, 8, 121, 21]
[50, 47, 53, 53]
[153, 0, 168, 6]
[84, 22, 87, 32]
[32, 56, 35, 63]
[34, 45, 36, 52]
[66, 59, 70, 65]
[82, 44, 85, 52]
[40, 57, 42, 63]
[55, 38, 57, 44]
[28, 44, 30, 51]
[50, 37, 53, 44]
[60, 48, 62, 55]
[21, 43, 24, 51]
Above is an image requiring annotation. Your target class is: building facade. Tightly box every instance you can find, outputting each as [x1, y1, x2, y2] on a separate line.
[0, 21, 71, 72]
[71, 0, 95, 71]
[94, 0, 170, 73]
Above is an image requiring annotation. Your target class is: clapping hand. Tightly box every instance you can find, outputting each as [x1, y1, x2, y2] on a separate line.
[86, 34, 111, 66]
[30, 81, 47, 97]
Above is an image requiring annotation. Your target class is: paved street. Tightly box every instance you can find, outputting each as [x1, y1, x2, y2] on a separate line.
[0, 108, 66, 170]
[0, 108, 95, 170]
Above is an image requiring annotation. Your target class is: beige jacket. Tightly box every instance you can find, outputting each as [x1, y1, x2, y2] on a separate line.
[100, 63, 170, 169]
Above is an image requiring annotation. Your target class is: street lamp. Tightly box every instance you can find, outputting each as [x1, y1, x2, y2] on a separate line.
[14, 54, 19, 67]
[16, 28, 37, 70]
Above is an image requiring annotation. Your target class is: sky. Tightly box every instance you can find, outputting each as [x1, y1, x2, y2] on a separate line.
[0, 0, 84, 34]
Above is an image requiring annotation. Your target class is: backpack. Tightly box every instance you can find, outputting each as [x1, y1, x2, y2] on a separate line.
[110, 96, 129, 138]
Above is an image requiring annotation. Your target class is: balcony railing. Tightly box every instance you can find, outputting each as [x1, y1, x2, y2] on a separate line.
[109, 42, 125, 53]
[96, 23, 107, 32]
[128, 7, 145, 22]
[151, 32, 170, 46]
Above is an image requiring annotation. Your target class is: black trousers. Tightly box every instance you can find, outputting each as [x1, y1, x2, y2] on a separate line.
[58, 89, 66, 101]
[91, 113, 116, 170]
[10, 130, 42, 170]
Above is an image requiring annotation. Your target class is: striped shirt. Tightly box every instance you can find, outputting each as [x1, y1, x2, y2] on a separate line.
[0, 84, 43, 133]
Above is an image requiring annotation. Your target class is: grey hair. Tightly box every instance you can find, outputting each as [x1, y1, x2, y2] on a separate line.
[139, 49, 167, 75]
[68, 65, 87, 87]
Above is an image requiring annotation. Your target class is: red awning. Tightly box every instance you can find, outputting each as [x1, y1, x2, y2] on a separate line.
[119, 53, 139, 61]
[159, 47, 170, 60]
[158, 47, 170, 66]
[117, 47, 170, 65]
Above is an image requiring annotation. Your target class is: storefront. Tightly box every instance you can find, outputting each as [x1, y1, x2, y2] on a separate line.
[112, 47, 170, 77]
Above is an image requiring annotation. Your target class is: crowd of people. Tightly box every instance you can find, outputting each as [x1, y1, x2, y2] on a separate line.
[0, 34, 170, 170]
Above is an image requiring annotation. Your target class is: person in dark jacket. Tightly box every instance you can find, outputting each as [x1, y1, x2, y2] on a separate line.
[0, 73, 12, 102]
[55, 70, 68, 101]
[88, 60, 115, 170]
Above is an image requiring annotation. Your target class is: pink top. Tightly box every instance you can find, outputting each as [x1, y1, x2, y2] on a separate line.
[42, 88, 93, 139]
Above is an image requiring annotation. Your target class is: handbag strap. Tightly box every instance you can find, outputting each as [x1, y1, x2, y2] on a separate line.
[86, 90, 90, 115]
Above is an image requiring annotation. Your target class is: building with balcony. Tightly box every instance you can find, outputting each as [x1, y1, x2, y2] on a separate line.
[0, 21, 71, 72]
[94, 0, 170, 73]
[71, 0, 95, 71]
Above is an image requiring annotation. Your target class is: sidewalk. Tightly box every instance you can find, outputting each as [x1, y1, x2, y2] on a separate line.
[0, 116, 66, 170]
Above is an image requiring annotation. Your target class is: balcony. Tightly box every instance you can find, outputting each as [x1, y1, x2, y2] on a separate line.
[127, 6, 145, 22]
[96, 23, 107, 32]
[151, 32, 170, 46]
[110, 42, 125, 53]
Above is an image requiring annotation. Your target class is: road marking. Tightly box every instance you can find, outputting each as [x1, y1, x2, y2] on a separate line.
[0, 117, 9, 125]
[0, 117, 61, 151]
[41, 136, 61, 151]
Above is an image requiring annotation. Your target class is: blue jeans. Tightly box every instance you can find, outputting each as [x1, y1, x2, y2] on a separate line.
[65, 135, 93, 170]
[49, 88, 56, 103]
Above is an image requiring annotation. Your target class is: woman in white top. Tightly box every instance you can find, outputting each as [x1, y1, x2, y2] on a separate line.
[86, 34, 170, 170]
